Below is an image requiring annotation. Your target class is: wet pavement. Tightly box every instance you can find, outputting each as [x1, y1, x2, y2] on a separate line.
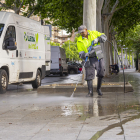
[7, 74, 82, 92]
[0, 69, 140, 140]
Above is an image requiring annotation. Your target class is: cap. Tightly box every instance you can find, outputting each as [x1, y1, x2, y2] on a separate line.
[78, 25, 87, 33]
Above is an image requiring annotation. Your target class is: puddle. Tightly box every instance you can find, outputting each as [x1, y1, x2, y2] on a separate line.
[61, 104, 85, 117]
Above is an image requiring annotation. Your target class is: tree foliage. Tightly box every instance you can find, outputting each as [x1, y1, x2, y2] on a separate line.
[42, 0, 83, 33]
[0, 0, 51, 18]
[50, 41, 60, 46]
[61, 40, 80, 61]
[116, 25, 140, 55]
[111, 0, 140, 39]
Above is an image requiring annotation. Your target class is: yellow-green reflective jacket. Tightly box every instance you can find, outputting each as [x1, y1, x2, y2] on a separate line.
[77, 30, 104, 53]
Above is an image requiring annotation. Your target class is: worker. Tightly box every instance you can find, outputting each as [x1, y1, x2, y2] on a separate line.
[77, 25, 107, 97]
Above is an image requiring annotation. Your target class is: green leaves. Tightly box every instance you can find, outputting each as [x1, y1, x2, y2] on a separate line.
[42, 0, 83, 33]
[50, 42, 60, 46]
[111, 0, 140, 36]
[61, 40, 80, 61]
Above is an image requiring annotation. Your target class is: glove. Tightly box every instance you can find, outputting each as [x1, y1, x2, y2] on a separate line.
[93, 38, 99, 44]
[85, 53, 89, 57]
[98, 34, 107, 43]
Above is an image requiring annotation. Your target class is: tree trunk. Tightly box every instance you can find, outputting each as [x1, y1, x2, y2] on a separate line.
[83, 0, 96, 30]
[110, 44, 113, 65]
[96, 0, 104, 56]
[103, 18, 110, 76]
[83, 0, 96, 85]
[96, 0, 104, 32]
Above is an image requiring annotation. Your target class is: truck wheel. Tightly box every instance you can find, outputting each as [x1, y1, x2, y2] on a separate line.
[60, 72, 63, 76]
[32, 70, 41, 89]
[65, 72, 68, 76]
[65, 69, 68, 76]
[0, 69, 8, 94]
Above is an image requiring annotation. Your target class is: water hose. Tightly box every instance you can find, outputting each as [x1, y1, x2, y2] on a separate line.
[106, 40, 125, 93]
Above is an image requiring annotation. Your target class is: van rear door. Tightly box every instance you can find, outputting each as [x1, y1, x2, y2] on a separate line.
[59, 47, 68, 72]
[51, 46, 59, 69]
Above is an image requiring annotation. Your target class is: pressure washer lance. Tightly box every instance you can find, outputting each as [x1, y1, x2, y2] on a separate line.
[70, 42, 94, 98]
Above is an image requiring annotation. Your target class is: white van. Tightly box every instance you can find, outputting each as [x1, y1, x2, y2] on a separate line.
[50, 46, 68, 76]
[0, 12, 51, 93]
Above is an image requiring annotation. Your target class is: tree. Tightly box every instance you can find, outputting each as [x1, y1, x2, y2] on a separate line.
[43, 0, 83, 33]
[50, 41, 60, 46]
[61, 40, 80, 61]
[0, 0, 50, 18]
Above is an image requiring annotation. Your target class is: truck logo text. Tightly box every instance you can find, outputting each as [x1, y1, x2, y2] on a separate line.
[24, 32, 39, 50]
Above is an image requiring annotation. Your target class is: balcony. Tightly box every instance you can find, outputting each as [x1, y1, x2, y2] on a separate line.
[54, 39, 62, 43]
[52, 30, 54, 35]
[54, 26, 58, 31]
[54, 32, 58, 36]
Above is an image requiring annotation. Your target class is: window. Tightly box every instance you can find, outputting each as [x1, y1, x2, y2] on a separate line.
[3, 26, 16, 50]
[0, 24, 4, 37]
[4, 26, 16, 41]
[63, 38, 65, 40]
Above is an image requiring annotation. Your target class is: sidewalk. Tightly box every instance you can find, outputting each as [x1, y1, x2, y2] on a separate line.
[0, 69, 140, 140]
[36, 68, 140, 140]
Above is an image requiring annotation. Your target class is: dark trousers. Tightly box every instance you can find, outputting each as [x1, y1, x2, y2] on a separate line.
[85, 57, 105, 81]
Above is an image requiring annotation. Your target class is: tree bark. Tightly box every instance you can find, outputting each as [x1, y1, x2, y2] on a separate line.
[103, 19, 110, 76]
[96, 0, 104, 32]
[101, 0, 120, 76]
[83, 0, 97, 85]
[83, 0, 96, 30]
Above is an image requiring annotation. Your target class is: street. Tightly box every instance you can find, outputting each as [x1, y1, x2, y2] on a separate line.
[0, 70, 140, 140]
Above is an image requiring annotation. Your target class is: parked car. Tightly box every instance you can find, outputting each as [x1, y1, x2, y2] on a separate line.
[50, 46, 68, 76]
[67, 62, 82, 74]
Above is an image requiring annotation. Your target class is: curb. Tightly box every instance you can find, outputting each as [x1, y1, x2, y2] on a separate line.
[37, 82, 133, 94]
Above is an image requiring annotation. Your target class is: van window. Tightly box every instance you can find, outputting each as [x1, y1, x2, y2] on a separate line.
[0, 24, 4, 37]
[4, 26, 16, 41]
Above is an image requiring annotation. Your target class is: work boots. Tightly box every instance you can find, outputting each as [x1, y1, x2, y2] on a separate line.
[86, 80, 93, 97]
[97, 77, 103, 96]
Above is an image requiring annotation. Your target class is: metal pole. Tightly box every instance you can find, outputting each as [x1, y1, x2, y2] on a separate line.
[69, 41, 70, 60]
[125, 49, 126, 68]
[121, 47, 124, 68]
[129, 50, 130, 68]
[132, 52, 134, 68]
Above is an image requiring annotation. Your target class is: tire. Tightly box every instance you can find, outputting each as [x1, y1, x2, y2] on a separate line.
[60, 72, 63, 76]
[70, 69, 76, 74]
[0, 69, 8, 94]
[65, 72, 68, 76]
[60, 67, 63, 76]
[65, 69, 68, 76]
[32, 70, 41, 89]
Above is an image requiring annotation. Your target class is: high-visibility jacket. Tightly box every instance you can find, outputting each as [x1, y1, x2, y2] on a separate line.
[77, 30, 104, 53]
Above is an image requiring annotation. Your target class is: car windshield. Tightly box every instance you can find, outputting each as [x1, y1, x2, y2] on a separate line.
[0, 24, 4, 37]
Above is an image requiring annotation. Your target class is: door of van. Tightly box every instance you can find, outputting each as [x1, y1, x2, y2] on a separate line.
[51, 46, 59, 70]
[59, 47, 68, 72]
[2, 25, 19, 82]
